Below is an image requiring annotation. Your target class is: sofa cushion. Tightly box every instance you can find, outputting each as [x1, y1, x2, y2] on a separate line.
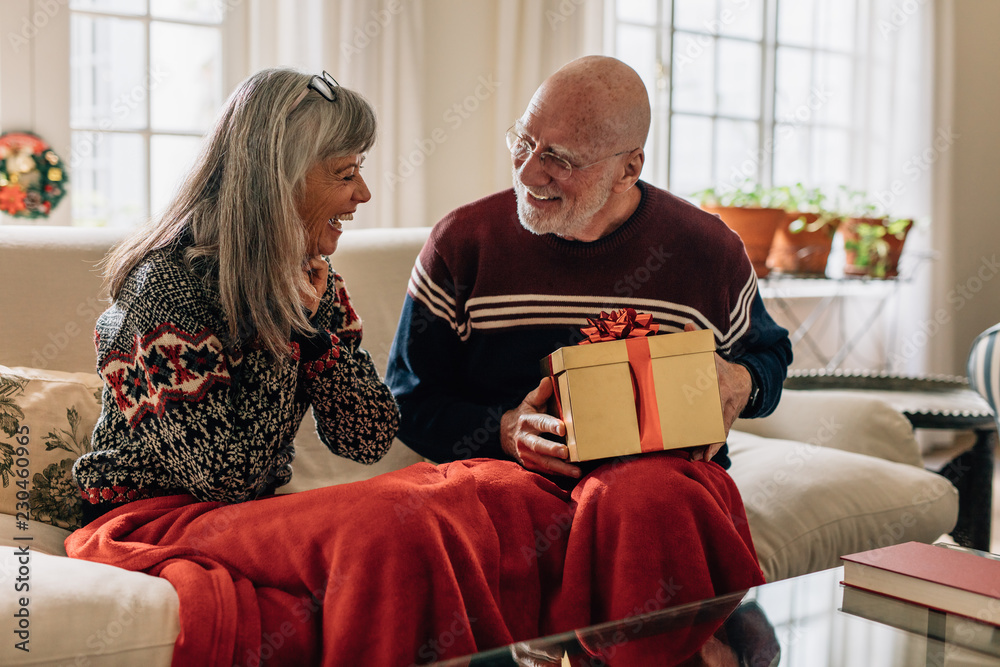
[728, 430, 959, 582]
[0, 366, 103, 531]
[733, 389, 924, 467]
[0, 545, 179, 666]
[0, 512, 72, 556]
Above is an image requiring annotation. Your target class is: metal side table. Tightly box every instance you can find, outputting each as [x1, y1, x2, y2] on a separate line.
[784, 369, 996, 551]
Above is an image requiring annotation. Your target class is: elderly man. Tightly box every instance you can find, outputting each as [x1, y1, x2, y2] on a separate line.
[386, 56, 790, 630]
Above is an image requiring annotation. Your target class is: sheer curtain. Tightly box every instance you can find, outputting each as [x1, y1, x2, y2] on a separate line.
[245, 0, 427, 229]
[855, 0, 938, 374]
[488, 0, 605, 189]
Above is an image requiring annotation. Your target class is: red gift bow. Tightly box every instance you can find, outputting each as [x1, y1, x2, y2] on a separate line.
[578, 308, 660, 345]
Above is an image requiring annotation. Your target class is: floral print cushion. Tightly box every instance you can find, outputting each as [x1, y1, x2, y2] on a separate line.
[0, 366, 102, 530]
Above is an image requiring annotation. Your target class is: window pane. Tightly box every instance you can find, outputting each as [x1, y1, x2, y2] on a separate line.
[811, 127, 850, 187]
[616, 0, 657, 25]
[151, 135, 203, 216]
[777, 0, 814, 47]
[616, 24, 659, 99]
[150, 0, 223, 23]
[672, 32, 715, 114]
[719, 0, 764, 40]
[71, 132, 146, 227]
[717, 39, 761, 119]
[150, 22, 222, 133]
[670, 115, 713, 196]
[814, 52, 852, 126]
[714, 119, 759, 187]
[70, 15, 147, 130]
[774, 46, 812, 123]
[70, 0, 147, 15]
[772, 123, 810, 186]
[647, 106, 670, 187]
[674, 0, 717, 33]
[815, 0, 855, 51]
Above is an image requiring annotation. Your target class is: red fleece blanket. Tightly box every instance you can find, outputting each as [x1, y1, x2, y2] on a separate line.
[65, 455, 763, 666]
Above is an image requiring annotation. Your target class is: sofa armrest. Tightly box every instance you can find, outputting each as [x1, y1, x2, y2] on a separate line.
[733, 389, 924, 467]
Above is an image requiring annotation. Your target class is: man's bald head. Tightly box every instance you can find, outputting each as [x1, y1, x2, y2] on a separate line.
[527, 56, 651, 157]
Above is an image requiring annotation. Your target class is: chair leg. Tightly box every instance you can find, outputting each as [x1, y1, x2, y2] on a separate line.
[936, 429, 995, 551]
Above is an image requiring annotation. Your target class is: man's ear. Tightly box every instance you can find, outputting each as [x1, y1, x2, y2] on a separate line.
[612, 148, 644, 193]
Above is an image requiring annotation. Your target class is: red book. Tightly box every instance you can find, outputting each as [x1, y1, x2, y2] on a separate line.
[841, 541, 1000, 626]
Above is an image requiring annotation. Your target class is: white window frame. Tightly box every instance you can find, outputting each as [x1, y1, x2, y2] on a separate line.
[605, 0, 885, 199]
[0, 0, 248, 227]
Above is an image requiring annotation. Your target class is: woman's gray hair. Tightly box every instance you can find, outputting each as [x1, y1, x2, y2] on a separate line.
[103, 68, 377, 357]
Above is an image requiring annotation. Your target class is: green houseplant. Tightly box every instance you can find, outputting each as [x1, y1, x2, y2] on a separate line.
[767, 184, 842, 277]
[837, 188, 913, 278]
[693, 181, 787, 279]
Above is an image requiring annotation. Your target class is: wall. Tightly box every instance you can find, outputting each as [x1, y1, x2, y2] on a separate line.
[937, 0, 1000, 373]
[422, 0, 503, 225]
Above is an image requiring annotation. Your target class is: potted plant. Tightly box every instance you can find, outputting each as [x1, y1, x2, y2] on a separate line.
[767, 184, 841, 277]
[693, 181, 787, 279]
[841, 216, 913, 278]
[836, 189, 913, 279]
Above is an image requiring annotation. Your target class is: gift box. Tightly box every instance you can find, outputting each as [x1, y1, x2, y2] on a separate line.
[542, 310, 726, 462]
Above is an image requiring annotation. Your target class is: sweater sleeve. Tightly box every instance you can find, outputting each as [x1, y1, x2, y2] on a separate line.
[724, 291, 793, 419]
[294, 269, 399, 463]
[95, 284, 299, 504]
[386, 295, 509, 463]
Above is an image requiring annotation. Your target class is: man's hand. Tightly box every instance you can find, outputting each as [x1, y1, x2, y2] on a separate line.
[500, 377, 581, 478]
[302, 256, 329, 317]
[684, 323, 751, 462]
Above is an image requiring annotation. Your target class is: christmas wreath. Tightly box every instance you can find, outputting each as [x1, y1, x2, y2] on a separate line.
[0, 131, 67, 219]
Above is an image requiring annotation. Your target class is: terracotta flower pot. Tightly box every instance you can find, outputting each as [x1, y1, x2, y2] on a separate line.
[767, 212, 836, 277]
[701, 205, 785, 279]
[841, 217, 912, 278]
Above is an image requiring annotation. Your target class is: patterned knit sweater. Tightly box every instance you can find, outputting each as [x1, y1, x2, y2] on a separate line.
[73, 242, 399, 511]
[386, 181, 792, 464]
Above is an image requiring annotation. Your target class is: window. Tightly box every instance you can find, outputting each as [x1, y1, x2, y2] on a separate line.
[69, 0, 225, 227]
[609, 0, 905, 204]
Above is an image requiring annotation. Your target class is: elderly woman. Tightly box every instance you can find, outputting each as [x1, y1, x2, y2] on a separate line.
[66, 69, 571, 667]
[73, 69, 393, 522]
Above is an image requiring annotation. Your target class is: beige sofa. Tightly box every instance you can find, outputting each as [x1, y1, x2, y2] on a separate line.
[0, 225, 958, 665]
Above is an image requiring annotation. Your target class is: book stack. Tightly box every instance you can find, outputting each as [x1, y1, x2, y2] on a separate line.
[840, 541, 1000, 657]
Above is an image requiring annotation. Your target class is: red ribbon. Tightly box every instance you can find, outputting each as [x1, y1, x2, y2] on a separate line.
[576, 309, 664, 453]
[578, 308, 659, 344]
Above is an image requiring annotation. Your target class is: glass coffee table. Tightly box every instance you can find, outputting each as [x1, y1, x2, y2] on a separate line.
[432, 566, 1000, 666]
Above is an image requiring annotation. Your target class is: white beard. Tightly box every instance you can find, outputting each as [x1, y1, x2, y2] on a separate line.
[512, 166, 615, 239]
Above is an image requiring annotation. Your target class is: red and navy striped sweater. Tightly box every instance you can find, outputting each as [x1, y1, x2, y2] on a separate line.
[386, 181, 792, 464]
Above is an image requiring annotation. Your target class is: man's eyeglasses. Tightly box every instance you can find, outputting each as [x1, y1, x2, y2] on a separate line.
[308, 71, 340, 103]
[505, 126, 634, 181]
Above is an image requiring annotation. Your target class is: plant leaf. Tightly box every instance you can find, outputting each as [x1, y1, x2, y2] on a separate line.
[67, 406, 81, 433]
[43, 430, 75, 453]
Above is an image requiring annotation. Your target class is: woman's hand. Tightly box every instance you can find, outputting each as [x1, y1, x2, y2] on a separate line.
[302, 256, 329, 318]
